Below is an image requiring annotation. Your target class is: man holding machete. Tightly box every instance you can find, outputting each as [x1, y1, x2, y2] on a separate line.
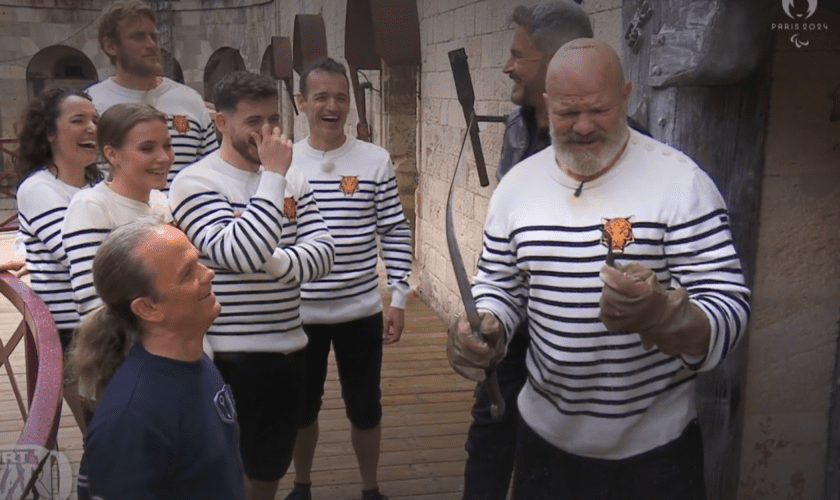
[448, 39, 750, 499]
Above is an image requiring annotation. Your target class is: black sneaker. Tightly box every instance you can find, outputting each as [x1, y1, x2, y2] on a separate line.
[284, 482, 312, 500]
[361, 487, 389, 500]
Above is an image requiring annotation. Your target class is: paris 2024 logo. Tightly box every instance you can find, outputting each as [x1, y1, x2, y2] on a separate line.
[772, 0, 828, 48]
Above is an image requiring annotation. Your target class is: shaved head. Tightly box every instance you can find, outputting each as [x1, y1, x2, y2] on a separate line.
[547, 39, 627, 98]
[544, 39, 632, 180]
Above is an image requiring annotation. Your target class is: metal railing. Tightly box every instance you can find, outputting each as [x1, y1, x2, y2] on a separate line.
[0, 273, 65, 500]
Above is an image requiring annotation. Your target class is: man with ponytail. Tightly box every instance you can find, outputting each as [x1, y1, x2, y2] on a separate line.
[67, 218, 245, 499]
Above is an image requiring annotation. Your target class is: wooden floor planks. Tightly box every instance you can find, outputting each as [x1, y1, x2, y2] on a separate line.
[1, 280, 478, 500]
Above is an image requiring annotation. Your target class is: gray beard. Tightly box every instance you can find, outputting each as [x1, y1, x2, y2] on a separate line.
[552, 125, 629, 178]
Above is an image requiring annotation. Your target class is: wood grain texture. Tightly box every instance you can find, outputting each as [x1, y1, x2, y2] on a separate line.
[623, 1, 772, 498]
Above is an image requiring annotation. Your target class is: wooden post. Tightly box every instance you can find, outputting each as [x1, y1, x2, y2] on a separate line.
[622, 1, 778, 497]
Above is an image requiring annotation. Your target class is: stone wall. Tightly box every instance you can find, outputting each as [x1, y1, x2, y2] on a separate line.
[0, 2, 106, 140]
[738, 9, 840, 499]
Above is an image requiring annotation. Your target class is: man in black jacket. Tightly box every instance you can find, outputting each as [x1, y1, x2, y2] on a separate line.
[461, 3, 593, 500]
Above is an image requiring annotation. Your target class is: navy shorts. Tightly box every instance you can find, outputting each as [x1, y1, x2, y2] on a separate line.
[301, 312, 383, 430]
[58, 328, 75, 354]
[214, 350, 306, 482]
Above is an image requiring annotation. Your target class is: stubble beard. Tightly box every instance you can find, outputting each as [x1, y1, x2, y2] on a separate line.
[231, 134, 261, 167]
[117, 48, 162, 79]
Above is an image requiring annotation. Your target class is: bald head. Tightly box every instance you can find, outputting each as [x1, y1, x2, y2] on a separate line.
[548, 39, 627, 97]
[543, 39, 631, 180]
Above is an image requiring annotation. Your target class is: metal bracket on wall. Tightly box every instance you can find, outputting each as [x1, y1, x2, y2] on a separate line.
[625, 1, 653, 53]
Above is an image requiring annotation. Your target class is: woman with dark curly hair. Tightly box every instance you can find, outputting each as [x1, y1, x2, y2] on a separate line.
[14, 86, 103, 433]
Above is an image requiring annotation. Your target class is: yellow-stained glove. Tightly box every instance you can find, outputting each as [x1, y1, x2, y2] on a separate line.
[599, 263, 710, 356]
[447, 311, 506, 382]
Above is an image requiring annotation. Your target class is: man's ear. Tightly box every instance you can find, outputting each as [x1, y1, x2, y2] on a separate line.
[102, 36, 120, 59]
[214, 112, 227, 136]
[131, 296, 163, 324]
[295, 92, 305, 110]
[623, 80, 633, 101]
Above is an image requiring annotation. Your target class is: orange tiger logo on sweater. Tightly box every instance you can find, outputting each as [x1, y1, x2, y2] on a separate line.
[283, 197, 296, 221]
[172, 115, 189, 134]
[339, 176, 359, 196]
[601, 217, 634, 253]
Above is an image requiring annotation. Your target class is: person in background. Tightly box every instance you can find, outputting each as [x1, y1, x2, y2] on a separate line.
[14, 87, 103, 433]
[285, 57, 412, 500]
[67, 218, 245, 500]
[88, 0, 216, 192]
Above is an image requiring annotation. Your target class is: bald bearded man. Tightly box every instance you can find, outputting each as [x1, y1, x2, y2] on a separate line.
[447, 39, 750, 499]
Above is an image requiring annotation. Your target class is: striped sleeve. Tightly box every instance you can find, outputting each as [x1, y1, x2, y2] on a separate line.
[18, 182, 79, 328]
[472, 208, 529, 343]
[374, 170, 412, 309]
[664, 169, 750, 372]
[170, 171, 289, 274]
[63, 198, 112, 317]
[264, 182, 334, 284]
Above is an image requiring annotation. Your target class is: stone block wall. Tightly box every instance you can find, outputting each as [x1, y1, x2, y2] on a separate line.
[738, 11, 840, 499]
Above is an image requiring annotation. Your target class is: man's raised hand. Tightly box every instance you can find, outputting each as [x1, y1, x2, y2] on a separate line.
[253, 123, 292, 175]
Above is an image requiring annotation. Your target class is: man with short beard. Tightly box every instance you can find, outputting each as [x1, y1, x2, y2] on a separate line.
[461, 3, 650, 499]
[88, 0, 217, 193]
[448, 39, 751, 499]
[169, 71, 334, 500]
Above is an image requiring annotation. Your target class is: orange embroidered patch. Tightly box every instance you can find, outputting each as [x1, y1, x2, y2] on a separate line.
[283, 197, 297, 221]
[172, 115, 189, 134]
[601, 217, 634, 254]
[339, 176, 359, 196]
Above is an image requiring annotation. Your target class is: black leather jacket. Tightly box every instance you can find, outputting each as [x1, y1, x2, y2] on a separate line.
[496, 107, 549, 182]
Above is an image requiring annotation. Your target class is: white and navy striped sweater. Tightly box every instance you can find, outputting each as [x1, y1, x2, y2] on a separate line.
[474, 130, 750, 460]
[17, 169, 88, 329]
[87, 77, 218, 193]
[63, 182, 172, 318]
[294, 136, 412, 324]
[169, 153, 335, 354]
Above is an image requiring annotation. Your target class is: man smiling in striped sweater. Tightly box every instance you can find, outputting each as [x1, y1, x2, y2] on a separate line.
[448, 39, 750, 499]
[169, 71, 334, 500]
[285, 58, 412, 500]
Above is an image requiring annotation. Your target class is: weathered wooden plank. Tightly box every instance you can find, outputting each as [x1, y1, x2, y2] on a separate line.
[623, 1, 771, 498]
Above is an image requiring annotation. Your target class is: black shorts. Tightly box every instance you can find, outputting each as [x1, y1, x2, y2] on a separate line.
[58, 328, 75, 354]
[213, 350, 306, 482]
[512, 418, 706, 500]
[300, 312, 383, 430]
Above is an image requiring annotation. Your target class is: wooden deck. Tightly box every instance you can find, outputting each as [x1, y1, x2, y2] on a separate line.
[0, 231, 479, 499]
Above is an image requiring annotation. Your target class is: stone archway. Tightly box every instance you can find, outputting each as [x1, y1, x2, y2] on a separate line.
[203, 47, 246, 100]
[26, 45, 97, 99]
[160, 48, 184, 84]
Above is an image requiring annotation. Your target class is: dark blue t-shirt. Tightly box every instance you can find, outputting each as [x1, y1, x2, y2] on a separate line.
[84, 343, 245, 500]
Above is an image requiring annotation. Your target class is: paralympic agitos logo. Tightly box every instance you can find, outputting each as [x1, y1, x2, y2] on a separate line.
[772, 0, 828, 48]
